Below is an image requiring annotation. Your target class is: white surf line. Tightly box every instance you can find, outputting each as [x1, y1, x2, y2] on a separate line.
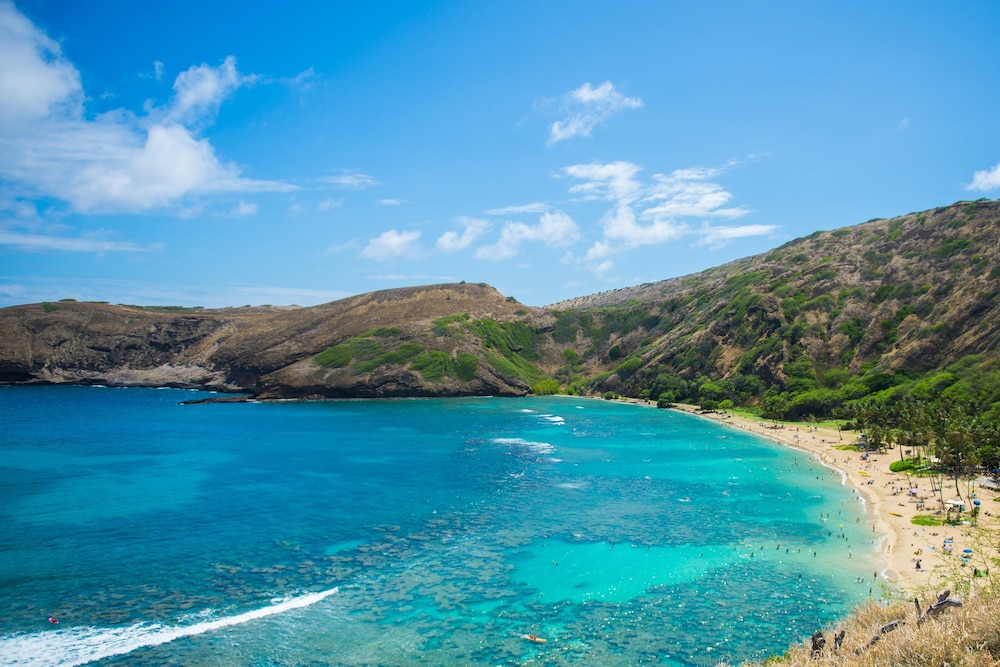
[0, 587, 338, 667]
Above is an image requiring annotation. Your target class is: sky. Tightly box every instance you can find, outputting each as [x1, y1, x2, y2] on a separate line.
[1, 1, 999, 309]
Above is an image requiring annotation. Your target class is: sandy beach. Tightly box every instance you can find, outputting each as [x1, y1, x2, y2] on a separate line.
[664, 403, 998, 598]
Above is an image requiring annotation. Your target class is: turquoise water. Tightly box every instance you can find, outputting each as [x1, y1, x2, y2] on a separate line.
[0, 386, 880, 666]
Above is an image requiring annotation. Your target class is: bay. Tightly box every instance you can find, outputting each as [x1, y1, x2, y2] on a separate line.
[0, 386, 878, 666]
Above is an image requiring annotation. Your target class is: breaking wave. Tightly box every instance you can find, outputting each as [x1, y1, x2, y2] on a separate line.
[0, 587, 338, 667]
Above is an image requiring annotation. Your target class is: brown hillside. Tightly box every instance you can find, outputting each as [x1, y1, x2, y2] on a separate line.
[0, 283, 555, 398]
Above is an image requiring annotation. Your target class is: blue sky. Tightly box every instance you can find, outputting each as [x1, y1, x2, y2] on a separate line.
[2, 1, 999, 308]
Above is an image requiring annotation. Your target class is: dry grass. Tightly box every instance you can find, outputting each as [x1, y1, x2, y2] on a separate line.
[720, 579, 1000, 667]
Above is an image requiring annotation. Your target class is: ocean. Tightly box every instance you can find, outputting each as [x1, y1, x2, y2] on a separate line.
[0, 386, 880, 666]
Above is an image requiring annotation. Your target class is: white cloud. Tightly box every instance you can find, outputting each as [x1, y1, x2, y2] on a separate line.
[360, 229, 422, 260]
[166, 55, 254, 127]
[368, 273, 416, 281]
[591, 259, 614, 280]
[566, 158, 765, 261]
[548, 81, 642, 145]
[0, 229, 157, 252]
[696, 223, 777, 249]
[475, 211, 579, 261]
[484, 202, 549, 215]
[59, 124, 289, 212]
[0, 2, 82, 122]
[230, 285, 350, 305]
[564, 161, 643, 203]
[0, 4, 292, 215]
[437, 217, 490, 252]
[583, 240, 615, 261]
[317, 198, 342, 211]
[378, 198, 404, 206]
[0, 276, 350, 309]
[325, 240, 359, 254]
[322, 170, 379, 189]
[642, 167, 748, 220]
[281, 67, 315, 91]
[967, 162, 1000, 191]
[604, 204, 687, 246]
[368, 272, 455, 282]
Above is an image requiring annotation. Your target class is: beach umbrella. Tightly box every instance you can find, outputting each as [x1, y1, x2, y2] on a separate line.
[963, 549, 973, 554]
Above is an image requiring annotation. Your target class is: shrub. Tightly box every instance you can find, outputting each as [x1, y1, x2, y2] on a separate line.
[313, 344, 354, 368]
[532, 379, 560, 395]
[454, 353, 478, 381]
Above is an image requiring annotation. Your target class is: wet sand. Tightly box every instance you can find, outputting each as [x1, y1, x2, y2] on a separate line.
[662, 403, 998, 597]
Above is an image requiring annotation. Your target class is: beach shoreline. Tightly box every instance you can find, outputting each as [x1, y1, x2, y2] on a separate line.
[651, 402, 998, 598]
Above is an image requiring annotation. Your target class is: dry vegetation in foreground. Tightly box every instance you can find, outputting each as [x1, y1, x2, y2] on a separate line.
[723, 579, 1000, 667]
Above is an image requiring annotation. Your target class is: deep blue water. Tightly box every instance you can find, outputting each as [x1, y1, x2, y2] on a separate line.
[0, 386, 879, 666]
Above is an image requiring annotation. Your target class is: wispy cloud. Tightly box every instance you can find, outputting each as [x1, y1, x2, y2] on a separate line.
[367, 273, 456, 282]
[696, 223, 777, 249]
[642, 167, 748, 220]
[360, 229, 422, 260]
[591, 259, 615, 280]
[321, 169, 379, 189]
[165, 55, 256, 128]
[584, 205, 687, 261]
[564, 158, 773, 264]
[967, 162, 1000, 191]
[229, 284, 350, 305]
[0, 276, 350, 308]
[325, 239, 359, 254]
[564, 161, 643, 203]
[0, 229, 159, 253]
[437, 217, 490, 252]
[280, 67, 316, 91]
[484, 202, 549, 215]
[231, 200, 258, 217]
[0, 4, 294, 215]
[317, 198, 342, 212]
[548, 81, 642, 145]
[475, 212, 579, 261]
[378, 198, 405, 206]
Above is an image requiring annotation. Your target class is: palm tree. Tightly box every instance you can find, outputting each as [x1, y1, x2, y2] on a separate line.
[931, 400, 980, 513]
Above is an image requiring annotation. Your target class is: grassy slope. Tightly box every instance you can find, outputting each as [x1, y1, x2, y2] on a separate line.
[727, 579, 999, 666]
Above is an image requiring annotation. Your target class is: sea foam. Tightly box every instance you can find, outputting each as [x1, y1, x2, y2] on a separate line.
[491, 437, 555, 455]
[0, 588, 338, 667]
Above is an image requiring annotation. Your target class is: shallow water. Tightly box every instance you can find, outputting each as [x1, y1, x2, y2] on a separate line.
[0, 386, 880, 666]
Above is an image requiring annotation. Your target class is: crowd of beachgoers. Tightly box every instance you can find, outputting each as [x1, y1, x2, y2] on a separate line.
[659, 403, 997, 597]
